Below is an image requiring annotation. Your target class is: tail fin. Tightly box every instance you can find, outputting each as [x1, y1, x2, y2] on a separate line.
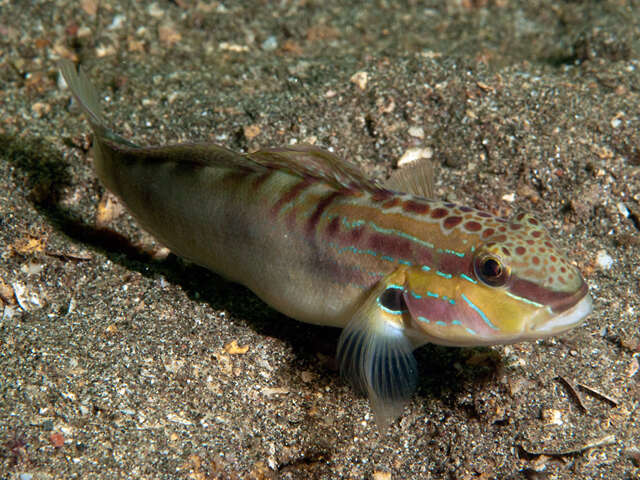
[59, 60, 137, 147]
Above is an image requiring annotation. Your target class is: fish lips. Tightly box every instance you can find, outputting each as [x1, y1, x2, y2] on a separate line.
[530, 289, 593, 336]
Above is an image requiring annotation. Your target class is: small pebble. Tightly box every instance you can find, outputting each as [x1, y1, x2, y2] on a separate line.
[12, 282, 42, 311]
[350, 71, 368, 90]
[147, 2, 164, 18]
[20, 262, 44, 275]
[398, 147, 433, 167]
[50, 432, 65, 448]
[595, 250, 614, 270]
[261, 387, 289, 396]
[617, 202, 630, 217]
[108, 14, 126, 30]
[408, 125, 424, 139]
[541, 408, 563, 425]
[610, 112, 624, 128]
[167, 413, 192, 425]
[224, 340, 249, 355]
[627, 356, 639, 377]
[31, 102, 51, 117]
[243, 124, 261, 140]
[219, 42, 249, 52]
[261, 35, 278, 51]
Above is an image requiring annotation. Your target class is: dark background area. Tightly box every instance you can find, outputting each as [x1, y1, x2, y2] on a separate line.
[1, 1, 639, 478]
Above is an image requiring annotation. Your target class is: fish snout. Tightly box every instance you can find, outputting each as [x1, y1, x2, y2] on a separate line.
[530, 288, 593, 335]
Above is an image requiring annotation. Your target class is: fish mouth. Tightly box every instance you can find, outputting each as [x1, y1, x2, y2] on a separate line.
[531, 292, 593, 335]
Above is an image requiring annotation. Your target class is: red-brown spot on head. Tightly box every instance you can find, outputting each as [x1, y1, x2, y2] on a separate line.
[528, 217, 539, 226]
[516, 212, 526, 221]
[431, 208, 449, 219]
[532, 256, 540, 265]
[539, 247, 546, 253]
[403, 200, 430, 214]
[482, 228, 495, 239]
[550, 255, 557, 262]
[550, 266, 556, 273]
[499, 226, 506, 232]
[560, 266, 566, 273]
[515, 246, 526, 255]
[532, 231, 542, 238]
[443, 216, 463, 229]
[545, 241, 554, 248]
[477, 211, 491, 218]
[502, 247, 511, 256]
[526, 239, 534, 245]
[510, 223, 522, 230]
[464, 221, 482, 232]
[460, 206, 473, 213]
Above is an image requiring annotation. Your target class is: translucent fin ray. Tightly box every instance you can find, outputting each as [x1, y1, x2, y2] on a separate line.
[248, 145, 385, 193]
[384, 160, 435, 199]
[59, 59, 137, 148]
[336, 281, 417, 430]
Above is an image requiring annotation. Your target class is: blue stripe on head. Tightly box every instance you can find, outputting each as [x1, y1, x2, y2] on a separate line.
[461, 293, 498, 330]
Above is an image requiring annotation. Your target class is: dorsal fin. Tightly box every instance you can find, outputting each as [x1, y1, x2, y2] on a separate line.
[60, 60, 389, 194]
[248, 145, 384, 193]
[383, 160, 435, 199]
[98, 142, 390, 195]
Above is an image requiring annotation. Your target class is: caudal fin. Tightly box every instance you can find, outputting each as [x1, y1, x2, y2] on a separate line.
[59, 60, 137, 147]
[59, 60, 108, 133]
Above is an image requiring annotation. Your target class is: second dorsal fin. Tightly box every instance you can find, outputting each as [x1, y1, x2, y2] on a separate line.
[247, 145, 384, 193]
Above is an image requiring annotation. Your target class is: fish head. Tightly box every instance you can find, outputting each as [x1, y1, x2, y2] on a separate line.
[400, 212, 592, 347]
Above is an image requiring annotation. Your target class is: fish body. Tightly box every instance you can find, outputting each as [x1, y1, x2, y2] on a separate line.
[60, 61, 592, 426]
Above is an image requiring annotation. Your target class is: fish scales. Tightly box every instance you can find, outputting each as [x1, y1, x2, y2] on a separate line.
[59, 61, 593, 428]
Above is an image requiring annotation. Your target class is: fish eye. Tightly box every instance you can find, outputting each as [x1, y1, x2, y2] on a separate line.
[378, 286, 407, 314]
[474, 255, 509, 287]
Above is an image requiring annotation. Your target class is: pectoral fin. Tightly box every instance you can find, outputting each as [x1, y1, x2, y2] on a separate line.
[336, 280, 417, 429]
